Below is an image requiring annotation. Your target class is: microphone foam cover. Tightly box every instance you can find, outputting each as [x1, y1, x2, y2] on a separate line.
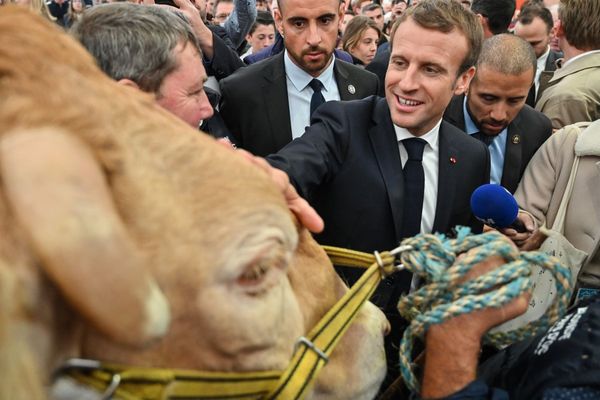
[470, 184, 518, 228]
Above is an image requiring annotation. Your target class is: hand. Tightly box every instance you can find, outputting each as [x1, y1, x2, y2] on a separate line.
[172, 0, 215, 59]
[499, 211, 536, 247]
[217, 139, 324, 233]
[518, 229, 547, 251]
[422, 250, 530, 398]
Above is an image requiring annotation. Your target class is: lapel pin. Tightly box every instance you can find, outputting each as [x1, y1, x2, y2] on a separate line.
[347, 84, 356, 94]
[450, 156, 457, 164]
[512, 134, 521, 144]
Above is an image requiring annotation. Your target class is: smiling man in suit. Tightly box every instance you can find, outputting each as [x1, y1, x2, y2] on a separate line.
[444, 34, 552, 194]
[266, 0, 489, 386]
[219, 0, 378, 157]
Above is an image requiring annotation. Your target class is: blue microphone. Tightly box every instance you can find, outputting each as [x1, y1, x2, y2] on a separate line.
[470, 184, 527, 232]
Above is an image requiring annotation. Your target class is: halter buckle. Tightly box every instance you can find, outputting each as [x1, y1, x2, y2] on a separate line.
[374, 245, 412, 278]
[295, 336, 329, 362]
[53, 358, 122, 400]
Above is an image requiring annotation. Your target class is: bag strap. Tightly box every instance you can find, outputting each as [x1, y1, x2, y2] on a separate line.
[550, 122, 591, 232]
[551, 155, 579, 233]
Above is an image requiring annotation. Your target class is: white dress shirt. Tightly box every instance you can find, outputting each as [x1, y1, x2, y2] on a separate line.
[535, 46, 550, 97]
[463, 97, 507, 185]
[393, 120, 441, 235]
[284, 50, 341, 139]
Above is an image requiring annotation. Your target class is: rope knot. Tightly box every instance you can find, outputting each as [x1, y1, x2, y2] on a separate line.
[394, 227, 572, 393]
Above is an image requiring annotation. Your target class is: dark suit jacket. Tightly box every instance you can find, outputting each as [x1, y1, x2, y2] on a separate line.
[526, 50, 562, 108]
[203, 28, 246, 81]
[443, 94, 552, 193]
[219, 52, 379, 156]
[268, 97, 489, 382]
[268, 95, 489, 262]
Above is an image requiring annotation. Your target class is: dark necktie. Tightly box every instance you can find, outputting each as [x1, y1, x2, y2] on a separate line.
[308, 78, 325, 117]
[472, 132, 495, 146]
[401, 138, 427, 239]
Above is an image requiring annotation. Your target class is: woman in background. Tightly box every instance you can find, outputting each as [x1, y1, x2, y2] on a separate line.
[63, 0, 85, 28]
[341, 16, 381, 67]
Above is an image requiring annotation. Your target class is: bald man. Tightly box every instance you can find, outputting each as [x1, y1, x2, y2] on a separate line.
[443, 34, 552, 193]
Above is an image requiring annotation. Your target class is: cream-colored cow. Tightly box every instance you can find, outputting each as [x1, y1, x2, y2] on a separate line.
[0, 6, 387, 400]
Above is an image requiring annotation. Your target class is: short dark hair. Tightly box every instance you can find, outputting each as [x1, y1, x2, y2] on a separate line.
[390, 0, 483, 75]
[477, 34, 536, 81]
[517, 3, 553, 33]
[559, 0, 600, 50]
[471, 0, 516, 35]
[248, 10, 275, 35]
[361, 2, 383, 14]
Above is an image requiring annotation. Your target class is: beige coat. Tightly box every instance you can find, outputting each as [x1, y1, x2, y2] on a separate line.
[515, 120, 600, 288]
[536, 52, 600, 130]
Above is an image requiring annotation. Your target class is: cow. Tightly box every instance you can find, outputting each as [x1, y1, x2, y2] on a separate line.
[0, 6, 388, 399]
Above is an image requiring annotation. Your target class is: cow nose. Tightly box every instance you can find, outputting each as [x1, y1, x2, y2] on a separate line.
[379, 309, 391, 336]
[365, 301, 391, 336]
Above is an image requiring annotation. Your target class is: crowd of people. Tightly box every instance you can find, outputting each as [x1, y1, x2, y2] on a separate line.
[2, 0, 600, 397]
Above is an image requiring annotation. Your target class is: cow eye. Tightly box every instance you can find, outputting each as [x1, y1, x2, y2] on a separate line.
[237, 245, 289, 292]
[239, 263, 269, 284]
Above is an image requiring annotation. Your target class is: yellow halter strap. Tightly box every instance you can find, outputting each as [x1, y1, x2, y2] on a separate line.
[61, 245, 404, 400]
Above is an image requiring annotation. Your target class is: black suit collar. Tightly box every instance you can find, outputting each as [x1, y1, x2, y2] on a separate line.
[500, 113, 523, 193]
[444, 95, 467, 131]
[433, 121, 461, 233]
[335, 60, 365, 101]
[368, 98, 404, 241]
[367, 100, 463, 239]
[259, 54, 369, 148]
[260, 53, 293, 150]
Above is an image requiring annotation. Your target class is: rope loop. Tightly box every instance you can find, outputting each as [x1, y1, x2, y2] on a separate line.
[395, 227, 572, 393]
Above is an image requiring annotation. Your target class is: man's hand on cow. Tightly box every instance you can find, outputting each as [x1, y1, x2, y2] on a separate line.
[217, 139, 325, 234]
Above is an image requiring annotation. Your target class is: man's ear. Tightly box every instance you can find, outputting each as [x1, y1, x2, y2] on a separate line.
[476, 13, 492, 38]
[454, 66, 476, 95]
[274, 8, 284, 36]
[117, 78, 140, 90]
[554, 19, 564, 38]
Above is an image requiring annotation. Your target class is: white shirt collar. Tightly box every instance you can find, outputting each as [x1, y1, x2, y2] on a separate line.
[393, 119, 442, 150]
[562, 49, 600, 68]
[283, 49, 336, 92]
[537, 46, 550, 69]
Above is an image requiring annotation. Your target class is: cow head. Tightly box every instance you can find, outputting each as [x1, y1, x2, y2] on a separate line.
[0, 6, 387, 400]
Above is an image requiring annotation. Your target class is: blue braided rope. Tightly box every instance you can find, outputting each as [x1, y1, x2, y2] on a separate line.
[395, 227, 572, 393]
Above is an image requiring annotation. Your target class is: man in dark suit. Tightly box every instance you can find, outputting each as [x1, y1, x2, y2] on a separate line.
[267, 0, 489, 386]
[514, 3, 562, 108]
[219, 0, 378, 157]
[444, 34, 552, 194]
